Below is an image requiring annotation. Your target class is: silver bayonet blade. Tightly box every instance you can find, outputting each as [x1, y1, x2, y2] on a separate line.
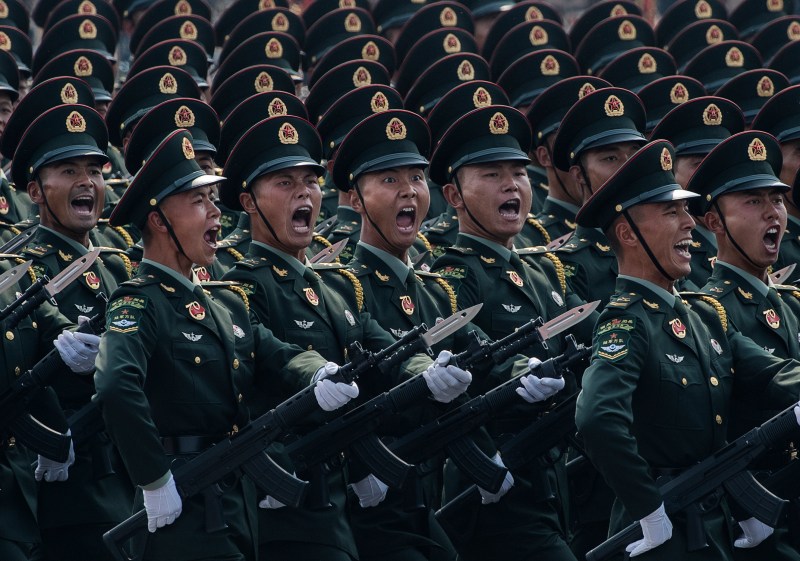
[0, 225, 38, 255]
[309, 238, 347, 264]
[537, 300, 600, 341]
[0, 259, 32, 295]
[770, 264, 795, 284]
[45, 248, 101, 298]
[420, 303, 482, 347]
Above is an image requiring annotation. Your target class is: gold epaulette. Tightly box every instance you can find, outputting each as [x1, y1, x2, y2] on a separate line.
[416, 231, 432, 252]
[337, 268, 363, 312]
[226, 246, 245, 262]
[527, 216, 551, 245]
[694, 295, 728, 332]
[226, 284, 250, 312]
[433, 277, 457, 314]
[112, 225, 134, 248]
[7, 225, 20, 235]
[313, 234, 332, 248]
[541, 251, 566, 296]
[118, 252, 133, 279]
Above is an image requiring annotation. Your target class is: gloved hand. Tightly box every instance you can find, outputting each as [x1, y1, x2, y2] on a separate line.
[423, 350, 472, 403]
[516, 357, 565, 403]
[477, 453, 514, 504]
[54, 318, 100, 373]
[626, 503, 673, 557]
[34, 431, 74, 482]
[258, 495, 287, 509]
[313, 361, 339, 383]
[350, 474, 389, 508]
[734, 518, 774, 548]
[143, 473, 183, 533]
[314, 378, 359, 411]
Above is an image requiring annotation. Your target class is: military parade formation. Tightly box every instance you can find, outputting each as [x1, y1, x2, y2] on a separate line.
[4, 0, 800, 560]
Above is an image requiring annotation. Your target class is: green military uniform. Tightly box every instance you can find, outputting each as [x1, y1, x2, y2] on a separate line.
[515, 212, 551, 248]
[776, 215, 800, 272]
[557, 228, 619, 306]
[686, 224, 717, 290]
[535, 197, 579, 242]
[94, 129, 328, 561]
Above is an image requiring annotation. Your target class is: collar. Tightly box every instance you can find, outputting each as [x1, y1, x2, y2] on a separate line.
[460, 233, 514, 263]
[618, 274, 677, 307]
[250, 240, 308, 277]
[40, 225, 93, 256]
[545, 196, 580, 216]
[715, 260, 771, 296]
[358, 241, 413, 283]
[692, 223, 718, 248]
[140, 258, 199, 291]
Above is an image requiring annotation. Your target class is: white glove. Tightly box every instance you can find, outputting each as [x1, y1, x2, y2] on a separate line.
[516, 357, 565, 403]
[477, 453, 514, 504]
[34, 431, 75, 482]
[626, 502, 673, 557]
[54, 319, 100, 374]
[350, 474, 389, 508]
[734, 517, 774, 548]
[794, 401, 800, 426]
[314, 378, 359, 411]
[143, 473, 183, 533]
[313, 361, 339, 383]
[423, 350, 472, 403]
[258, 495, 287, 509]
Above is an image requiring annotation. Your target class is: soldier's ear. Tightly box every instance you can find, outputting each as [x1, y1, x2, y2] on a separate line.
[240, 192, 257, 214]
[703, 209, 724, 235]
[614, 219, 638, 247]
[443, 182, 463, 208]
[348, 188, 362, 211]
[27, 179, 43, 204]
[534, 145, 551, 168]
[145, 210, 166, 233]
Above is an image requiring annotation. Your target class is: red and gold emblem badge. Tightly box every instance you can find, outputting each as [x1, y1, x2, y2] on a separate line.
[0, 196, 9, 214]
[370, 91, 388, 113]
[279, 122, 299, 144]
[506, 270, 524, 287]
[768, 0, 784, 12]
[79, 1, 97, 14]
[660, 147, 672, 171]
[670, 82, 689, 104]
[175, 0, 191, 15]
[489, 112, 509, 135]
[271, 13, 288, 31]
[526, 6, 544, 20]
[168, 46, 187, 66]
[182, 136, 195, 159]
[578, 82, 596, 99]
[725, 47, 744, 67]
[61, 83, 79, 104]
[175, 105, 195, 127]
[457, 60, 474, 81]
[669, 318, 687, 338]
[304, 287, 319, 306]
[706, 24, 724, 44]
[444, 33, 462, 53]
[79, 19, 97, 39]
[255, 71, 273, 92]
[180, 21, 198, 40]
[159, 72, 178, 93]
[74, 56, 92, 76]
[345, 13, 362, 32]
[618, 20, 636, 40]
[195, 267, 211, 282]
[186, 301, 205, 320]
[0, 32, 10, 50]
[529, 25, 548, 46]
[604, 94, 625, 117]
[440, 7, 457, 26]
[788, 21, 800, 40]
[611, 4, 628, 16]
[764, 309, 781, 328]
[352, 66, 372, 87]
[0, 1, 8, 17]
[400, 295, 414, 315]
[473, 86, 492, 107]
[362, 41, 379, 60]
[541, 55, 559, 76]
[703, 103, 722, 125]
[758, 76, 775, 97]
[268, 98, 287, 116]
[66, 111, 86, 133]
[84, 271, 101, 290]
[638, 53, 656, 74]
[265, 38, 283, 58]
[258, 0, 275, 8]
[748, 137, 767, 161]
[386, 117, 407, 140]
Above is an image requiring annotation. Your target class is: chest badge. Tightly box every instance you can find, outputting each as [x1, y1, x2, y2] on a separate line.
[669, 318, 687, 339]
[711, 339, 723, 355]
[400, 295, 415, 315]
[0, 195, 8, 214]
[194, 267, 211, 282]
[551, 290, 564, 306]
[84, 271, 100, 290]
[186, 301, 206, 320]
[294, 320, 314, 329]
[304, 287, 319, 306]
[502, 304, 521, 313]
[182, 332, 202, 342]
[666, 354, 684, 363]
[344, 309, 356, 326]
[763, 308, 780, 329]
[233, 324, 245, 338]
[506, 270, 524, 287]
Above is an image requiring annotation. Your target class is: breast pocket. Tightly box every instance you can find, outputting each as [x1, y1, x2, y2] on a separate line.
[285, 326, 331, 355]
[654, 360, 706, 431]
[172, 341, 225, 405]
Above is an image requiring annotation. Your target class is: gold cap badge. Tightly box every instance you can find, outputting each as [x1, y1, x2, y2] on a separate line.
[489, 112, 509, 135]
[345, 13, 362, 32]
[352, 66, 372, 87]
[268, 97, 287, 116]
[638, 53, 657, 74]
[168, 46, 187, 66]
[79, 0, 97, 14]
[175, 0, 191, 15]
[370, 91, 389, 113]
[79, 19, 97, 39]
[788, 21, 800, 40]
[670, 82, 689, 104]
[473, 86, 492, 108]
[159, 72, 178, 94]
[362, 41, 380, 60]
[618, 20, 636, 40]
[386, 117, 407, 140]
[66, 111, 87, 133]
[60, 83, 79, 104]
[265, 38, 283, 58]
[0, 32, 10, 50]
[768, 0, 784, 12]
[444, 33, 461, 53]
[272, 13, 289, 31]
[340, 0, 356, 6]
[457, 60, 475, 81]
[529, 25, 548, 46]
[174, 105, 195, 127]
[706, 24, 724, 44]
[578, 82, 596, 99]
[526, 6, 544, 20]
[702, 103, 722, 125]
[611, 4, 628, 16]
[725, 46, 744, 67]
[74, 56, 93, 76]
[748, 137, 767, 161]
[180, 21, 198, 40]
[541, 54, 560, 76]
[758, 76, 775, 97]
[0, 1, 8, 17]
[254, 71, 273, 92]
[440, 7, 457, 26]
[660, 147, 672, 170]
[604, 94, 625, 117]
[182, 136, 194, 159]
[279, 122, 299, 144]
[258, 0, 276, 8]
[695, 0, 712, 17]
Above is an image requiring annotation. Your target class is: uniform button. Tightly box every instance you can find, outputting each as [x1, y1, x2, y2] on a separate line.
[14, 366, 20, 376]
[7, 436, 15, 447]
[194, 356, 201, 364]
[31, 322, 37, 329]
[731, 368, 735, 374]
[307, 345, 313, 350]
[5, 331, 13, 340]
[233, 358, 240, 369]
[710, 377, 719, 386]
[250, 352, 254, 359]
[681, 377, 688, 386]
[238, 393, 243, 402]
[715, 414, 723, 425]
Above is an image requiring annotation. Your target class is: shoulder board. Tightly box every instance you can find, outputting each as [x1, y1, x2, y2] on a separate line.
[699, 280, 734, 297]
[414, 269, 443, 279]
[121, 274, 160, 287]
[682, 292, 728, 331]
[23, 244, 55, 257]
[312, 262, 346, 271]
[607, 292, 643, 309]
[236, 256, 269, 269]
[516, 245, 550, 255]
[446, 246, 478, 255]
[341, 262, 370, 277]
[332, 222, 357, 234]
[420, 217, 458, 234]
[556, 236, 591, 253]
[216, 236, 240, 248]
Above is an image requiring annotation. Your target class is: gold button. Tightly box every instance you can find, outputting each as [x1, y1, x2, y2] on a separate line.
[710, 377, 719, 386]
[250, 352, 254, 359]
[724, 280, 731, 285]
[715, 414, 723, 424]
[731, 368, 735, 373]
[233, 358, 239, 369]
[231, 424, 239, 435]
[238, 393, 243, 402]
[14, 366, 20, 376]
[681, 377, 688, 386]
[194, 356, 201, 364]
[5, 331, 13, 340]
[31, 322, 37, 329]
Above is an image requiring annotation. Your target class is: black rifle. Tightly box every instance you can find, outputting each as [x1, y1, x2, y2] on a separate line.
[586, 404, 800, 561]
[103, 322, 448, 561]
[0, 306, 106, 461]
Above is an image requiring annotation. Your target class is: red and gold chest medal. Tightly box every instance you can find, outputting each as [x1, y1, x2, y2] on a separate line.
[195, 267, 211, 282]
[0, 196, 8, 214]
[669, 318, 687, 338]
[84, 271, 101, 290]
[186, 301, 206, 320]
[304, 287, 319, 306]
[764, 309, 781, 329]
[400, 295, 415, 315]
[506, 270, 524, 287]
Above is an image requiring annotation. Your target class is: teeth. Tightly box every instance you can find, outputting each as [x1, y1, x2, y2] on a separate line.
[767, 227, 778, 234]
[401, 207, 414, 213]
[674, 240, 692, 248]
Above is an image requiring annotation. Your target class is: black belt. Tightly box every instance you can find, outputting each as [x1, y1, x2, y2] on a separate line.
[161, 435, 222, 455]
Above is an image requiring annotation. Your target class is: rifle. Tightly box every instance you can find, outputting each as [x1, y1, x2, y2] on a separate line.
[0, 302, 107, 461]
[103, 308, 473, 561]
[586, 404, 800, 561]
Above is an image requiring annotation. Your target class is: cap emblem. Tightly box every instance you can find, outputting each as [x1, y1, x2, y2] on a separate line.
[758, 76, 775, 97]
[255, 71, 274, 92]
[268, 97, 287, 116]
[79, 19, 97, 39]
[182, 136, 194, 159]
[175, 105, 195, 127]
[279, 122, 299, 144]
[748, 137, 767, 161]
[489, 112, 509, 135]
[175, 0, 191, 15]
[768, 0, 784, 12]
[371, 91, 389, 112]
[362, 41, 380, 60]
[695, 0, 712, 17]
[670, 82, 689, 103]
[457, 60, 475, 81]
[702, 103, 722, 125]
[444, 33, 462, 53]
[618, 20, 636, 40]
[725, 47, 744, 67]
[440, 7, 457, 26]
[61, 83, 79, 103]
[610, 4, 628, 16]
[265, 38, 283, 58]
[353, 66, 372, 86]
[706, 24, 724, 44]
[386, 117, 407, 140]
[604, 94, 625, 117]
[473, 86, 492, 107]
[78, 1, 97, 14]
[530, 25, 548, 46]
[345, 13, 362, 32]
[578, 82, 596, 99]
[788, 21, 800, 40]
[272, 13, 289, 31]
[540, 54, 560, 75]
[66, 111, 87, 133]
[168, 46, 187, 66]
[660, 147, 672, 170]
[638, 53, 656, 74]
[75, 56, 93, 76]
[159, 72, 178, 93]
[258, 0, 276, 8]
[180, 21, 198, 40]
[526, 6, 544, 20]
[0, 32, 10, 50]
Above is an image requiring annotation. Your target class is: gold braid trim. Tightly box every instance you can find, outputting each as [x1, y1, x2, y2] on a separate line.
[698, 295, 727, 332]
[15, 257, 36, 284]
[434, 277, 457, 314]
[226, 247, 246, 262]
[527, 216, 551, 245]
[541, 251, 566, 296]
[336, 269, 364, 312]
[227, 284, 250, 312]
[416, 232, 433, 252]
[117, 252, 133, 279]
[112, 226, 134, 248]
[9, 226, 20, 235]
[792, 291, 800, 301]
[313, 234, 332, 248]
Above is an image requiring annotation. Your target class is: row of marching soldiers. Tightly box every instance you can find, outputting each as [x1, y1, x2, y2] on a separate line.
[4, 0, 800, 561]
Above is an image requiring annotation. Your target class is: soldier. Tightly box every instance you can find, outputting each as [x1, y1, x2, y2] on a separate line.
[574, 139, 800, 560]
[219, 115, 471, 561]
[428, 104, 595, 561]
[688, 130, 800, 560]
[93, 128, 358, 561]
